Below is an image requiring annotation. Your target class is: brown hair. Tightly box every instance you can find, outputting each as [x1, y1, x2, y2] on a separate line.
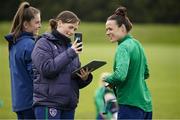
[107, 6, 132, 32]
[10, 2, 40, 41]
[49, 11, 80, 31]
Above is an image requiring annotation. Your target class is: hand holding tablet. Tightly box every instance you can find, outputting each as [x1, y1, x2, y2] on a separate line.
[72, 60, 106, 76]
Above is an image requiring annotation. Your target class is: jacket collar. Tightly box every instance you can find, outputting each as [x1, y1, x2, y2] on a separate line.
[4, 32, 35, 44]
[118, 34, 132, 45]
[42, 30, 71, 46]
[52, 30, 71, 43]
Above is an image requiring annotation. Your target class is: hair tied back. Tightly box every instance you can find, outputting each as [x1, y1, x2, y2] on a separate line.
[24, 2, 30, 8]
[114, 6, 127, 17]
[49, 19, 58, 30]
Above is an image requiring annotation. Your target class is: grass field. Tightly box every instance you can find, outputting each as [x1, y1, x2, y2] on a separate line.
[0, 22, 180, 119]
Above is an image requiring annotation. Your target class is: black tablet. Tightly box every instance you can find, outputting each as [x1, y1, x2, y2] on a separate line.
[72, 60, 106, 75]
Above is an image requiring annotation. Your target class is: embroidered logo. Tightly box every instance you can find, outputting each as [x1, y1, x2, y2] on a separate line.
[54, 45, 57, 49]
[49, 108, 57, 117]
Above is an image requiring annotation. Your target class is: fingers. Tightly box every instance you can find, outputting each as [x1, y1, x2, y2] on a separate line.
[76, 72, 82, 78]
[71, 41, 83, 54]
[80, 68, 85, 74]
[72, 42, 82, 49]
[76, 67, 92, 81]
[76, 68, 87, 78]
[72, 39, 78, 45]
[76, 46, 83, 51]
[76, 71, 87, 81]
[81, 67, 92, 74]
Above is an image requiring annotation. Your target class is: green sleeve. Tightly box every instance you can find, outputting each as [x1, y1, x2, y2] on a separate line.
[144, 55, 149, 79]
[142, 47, 149, 79]
[106, 45, 130, 84]
[94, 87, 106, 113]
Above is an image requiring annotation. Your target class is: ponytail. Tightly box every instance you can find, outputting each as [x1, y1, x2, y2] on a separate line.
[10, 2, 40, 42]
[49, 19, 58, 31]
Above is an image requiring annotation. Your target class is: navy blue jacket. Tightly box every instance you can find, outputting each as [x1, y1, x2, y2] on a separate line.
[31, 30, 93, 110]
[5, 32, 35, 112]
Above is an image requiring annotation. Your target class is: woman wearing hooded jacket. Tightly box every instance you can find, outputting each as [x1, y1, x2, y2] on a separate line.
[4, 2, 41, 119]
[31, 11, 93, 119]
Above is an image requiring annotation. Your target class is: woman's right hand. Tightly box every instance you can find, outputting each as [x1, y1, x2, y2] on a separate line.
[71, 39, 83, 54]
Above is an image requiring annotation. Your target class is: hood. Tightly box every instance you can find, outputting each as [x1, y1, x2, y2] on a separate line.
[4, 32, 34, 44]
[4, 33, 14, 43]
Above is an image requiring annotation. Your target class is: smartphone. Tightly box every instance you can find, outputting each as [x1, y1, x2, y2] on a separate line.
[74, 32, 82, 51]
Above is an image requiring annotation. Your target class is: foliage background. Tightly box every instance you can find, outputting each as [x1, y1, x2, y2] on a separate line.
[0, 0, 180, 23]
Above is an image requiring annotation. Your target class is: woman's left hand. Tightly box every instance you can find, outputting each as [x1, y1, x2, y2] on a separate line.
[76, 67, 92, 81]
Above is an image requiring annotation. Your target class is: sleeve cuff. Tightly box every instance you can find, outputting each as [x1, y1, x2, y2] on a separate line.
[66, 48, 77, 59]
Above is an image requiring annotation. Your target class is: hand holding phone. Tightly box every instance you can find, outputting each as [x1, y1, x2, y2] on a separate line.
[74, 32, 82, 51]
[71, 33, 83, 54]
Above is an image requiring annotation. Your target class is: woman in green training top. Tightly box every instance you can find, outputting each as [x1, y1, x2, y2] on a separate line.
[103, 6, 152, 119]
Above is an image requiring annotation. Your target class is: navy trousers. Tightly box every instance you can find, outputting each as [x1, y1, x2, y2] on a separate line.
[16, 107, 35, 119]
[34, 106, 75, 119]
[118, 104, 152, 119]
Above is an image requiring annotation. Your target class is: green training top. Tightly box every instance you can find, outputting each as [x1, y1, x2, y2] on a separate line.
[105, 34, 152, 112]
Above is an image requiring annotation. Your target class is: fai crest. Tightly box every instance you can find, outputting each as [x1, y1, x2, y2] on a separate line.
[49, 108, 57, 117]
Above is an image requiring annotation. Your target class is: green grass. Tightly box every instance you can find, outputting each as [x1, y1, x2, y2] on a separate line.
[0, 22, 180, 119]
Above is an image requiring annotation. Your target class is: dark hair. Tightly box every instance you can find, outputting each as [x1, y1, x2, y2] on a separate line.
[49, 11, 80, 31]
[10, 2, 40, 41]
[107, 6, 132, 32]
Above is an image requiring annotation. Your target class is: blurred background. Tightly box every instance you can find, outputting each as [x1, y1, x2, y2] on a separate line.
[0, 0, 180, 119]
[0, 0, 180, 23]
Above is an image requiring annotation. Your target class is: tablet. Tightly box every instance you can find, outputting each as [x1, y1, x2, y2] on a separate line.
[72, 60, 106, 75]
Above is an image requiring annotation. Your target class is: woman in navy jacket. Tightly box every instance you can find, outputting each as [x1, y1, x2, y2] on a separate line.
[31, 11, 93, 119]
[4, 2, 41, 119]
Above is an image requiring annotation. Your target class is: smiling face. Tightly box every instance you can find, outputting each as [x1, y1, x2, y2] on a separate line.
[57, 20, 79, 37]
[105, 20, 126, 43]
[23, 13, 41, 35]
